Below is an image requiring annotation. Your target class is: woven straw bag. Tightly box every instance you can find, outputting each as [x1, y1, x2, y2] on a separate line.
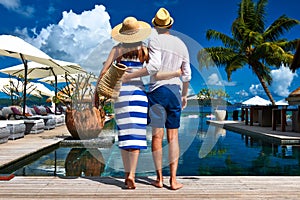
[97, 62, 127, 99]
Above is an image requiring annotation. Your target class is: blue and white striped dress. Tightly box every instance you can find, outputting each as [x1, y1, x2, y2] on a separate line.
[114, 60, 148, 150]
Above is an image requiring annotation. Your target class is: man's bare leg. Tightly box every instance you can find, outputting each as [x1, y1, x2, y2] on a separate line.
[167, 128, 183, 190]
[151, 127, 164, 188]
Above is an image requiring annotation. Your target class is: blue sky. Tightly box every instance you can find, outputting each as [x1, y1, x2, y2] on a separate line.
[0, 0, 299, 103]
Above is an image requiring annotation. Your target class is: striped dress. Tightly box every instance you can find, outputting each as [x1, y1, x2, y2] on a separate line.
[114, 60, 148, 150]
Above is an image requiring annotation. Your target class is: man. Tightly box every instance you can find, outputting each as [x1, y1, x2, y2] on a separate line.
[123, 7, 191, 190]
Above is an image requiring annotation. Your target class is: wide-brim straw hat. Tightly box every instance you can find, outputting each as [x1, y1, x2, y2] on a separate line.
[111, 17, 151, 43]
[152, 8, 174, 28]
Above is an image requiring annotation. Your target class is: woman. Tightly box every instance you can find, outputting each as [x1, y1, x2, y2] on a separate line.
[95, 17, 180, 189]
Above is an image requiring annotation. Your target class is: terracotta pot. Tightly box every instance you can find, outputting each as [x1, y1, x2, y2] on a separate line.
[66, 107, 106, 140]
[65, 148, 105, 176]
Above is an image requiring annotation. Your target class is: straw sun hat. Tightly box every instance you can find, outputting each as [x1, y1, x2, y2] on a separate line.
[152, 8, 174, 28]
[111, 17, 151, 43]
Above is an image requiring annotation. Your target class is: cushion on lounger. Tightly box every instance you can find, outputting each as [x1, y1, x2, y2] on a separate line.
[11, 107, 22, 115]
[33, 106, 47, 116]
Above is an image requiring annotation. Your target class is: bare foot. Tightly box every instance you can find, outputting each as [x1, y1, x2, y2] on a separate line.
[151, 180, 163, 188]
[125, 177, 136, 189]
[170, 180, 183, 190]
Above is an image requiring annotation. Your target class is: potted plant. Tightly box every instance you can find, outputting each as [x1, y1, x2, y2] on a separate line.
[55, 73, 106, 140]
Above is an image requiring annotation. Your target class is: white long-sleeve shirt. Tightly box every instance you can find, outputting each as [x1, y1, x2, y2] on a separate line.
[146, 31, 191, 92]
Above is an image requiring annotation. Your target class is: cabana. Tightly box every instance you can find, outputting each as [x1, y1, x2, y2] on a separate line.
[241, 96, 277, 127]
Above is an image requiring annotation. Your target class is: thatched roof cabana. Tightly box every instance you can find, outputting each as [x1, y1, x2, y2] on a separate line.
[286, 87, 300, 105]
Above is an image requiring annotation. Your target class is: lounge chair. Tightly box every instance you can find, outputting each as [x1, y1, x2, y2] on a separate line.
[31, 106, 57, 130]
[39, 106, 65, 127]
[2, 106, 45, 134]
[10, 106, 55, 131]
[0, 122, 10, 144]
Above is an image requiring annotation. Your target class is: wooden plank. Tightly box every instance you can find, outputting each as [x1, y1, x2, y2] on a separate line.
[1, 176, 300, 199]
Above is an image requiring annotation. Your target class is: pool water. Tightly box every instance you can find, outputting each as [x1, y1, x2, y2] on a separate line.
[6, 114, 300, 177]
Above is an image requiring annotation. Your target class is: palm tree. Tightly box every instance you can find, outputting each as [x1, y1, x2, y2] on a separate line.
[197, 0, 300, 105]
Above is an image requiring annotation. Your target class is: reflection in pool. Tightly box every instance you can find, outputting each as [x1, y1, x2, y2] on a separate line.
[5, 115, 300, 176]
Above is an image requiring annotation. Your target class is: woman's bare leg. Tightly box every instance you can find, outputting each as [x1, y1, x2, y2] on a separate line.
[121, 149, 139, 189]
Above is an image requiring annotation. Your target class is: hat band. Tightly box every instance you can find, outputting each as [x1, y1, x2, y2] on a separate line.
[153, 19, 172, 27]
[120, 25, 140, 35]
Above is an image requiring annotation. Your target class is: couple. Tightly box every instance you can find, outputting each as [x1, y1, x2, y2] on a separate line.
[95, 8, 191, 190]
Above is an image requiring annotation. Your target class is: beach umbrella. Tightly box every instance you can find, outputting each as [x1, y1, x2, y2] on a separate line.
[242, 95, 271, 106]
[0, 60, 85, 101]
[0, 35, 85, 113]
[0, 77, 47, 101]
[0, 59, 84, 79]
[0, 34, 61, 114]
[38, 72, 97, 84]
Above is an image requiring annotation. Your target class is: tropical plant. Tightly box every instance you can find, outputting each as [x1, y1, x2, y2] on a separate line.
[54, 73, 99, 111]
[197, 88, 229, 100]
[197, 0, 300, 105]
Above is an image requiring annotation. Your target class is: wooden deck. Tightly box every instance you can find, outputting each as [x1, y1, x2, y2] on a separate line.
[1, 123, 300, 199]
[1, 176, 300, 199]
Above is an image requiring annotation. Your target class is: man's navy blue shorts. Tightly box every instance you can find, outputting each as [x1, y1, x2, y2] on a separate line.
[147, 85, 181, 129]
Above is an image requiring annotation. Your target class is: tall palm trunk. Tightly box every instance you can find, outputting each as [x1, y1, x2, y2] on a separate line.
[252, 66, 276, 105]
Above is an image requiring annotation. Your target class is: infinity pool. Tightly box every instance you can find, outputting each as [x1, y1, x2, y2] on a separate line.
[3, 114, 300, 177]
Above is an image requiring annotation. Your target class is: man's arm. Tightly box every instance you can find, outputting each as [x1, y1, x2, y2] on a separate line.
[181, 81, 190, 109]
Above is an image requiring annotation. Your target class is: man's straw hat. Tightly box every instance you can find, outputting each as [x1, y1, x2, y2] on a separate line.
[152, 8, 174, 28]
[111, 17, 151, 43]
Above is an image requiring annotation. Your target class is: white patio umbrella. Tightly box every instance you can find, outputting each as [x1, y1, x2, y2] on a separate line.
[38, 72, 97, 84]
[31, 82, 55, 97]
[0, 60, 85, 102]
[242, 95, 271, 106]
[0, 59, 84, 79]
[0, 35, 61, 114]
[0, 78, 47, 100]
[0, 35, 86, 113]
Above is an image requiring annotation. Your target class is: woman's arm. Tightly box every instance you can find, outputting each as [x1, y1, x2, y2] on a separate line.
[94, 47, 117, 107]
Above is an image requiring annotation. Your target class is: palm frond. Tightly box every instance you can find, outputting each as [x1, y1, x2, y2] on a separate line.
[239, 0, 257, 29]
[264, 15, 300, 41]
[198, 47, 238, 69]
[206, 29, 239, 48]
[225, 55, 248, 80]
[253, 0, 268, 32]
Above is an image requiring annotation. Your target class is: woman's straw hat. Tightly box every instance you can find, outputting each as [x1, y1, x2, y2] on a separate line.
[152, 8, 174, 28]
[111, 17, 151, 43]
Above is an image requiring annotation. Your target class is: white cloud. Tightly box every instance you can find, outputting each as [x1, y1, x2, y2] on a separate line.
[206, 73, 236, 86]
[235, 89, 249, 97]
[0, 0, 34, 17]
[249, 84, 264, 96]
[18, 5, 113, 75]
[270, 65, 297, 97]
[0, 0, 20, 9]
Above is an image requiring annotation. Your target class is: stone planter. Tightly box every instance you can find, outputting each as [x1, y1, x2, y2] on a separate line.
[215, 110, 226, 121]
[66, 107, 106, 140]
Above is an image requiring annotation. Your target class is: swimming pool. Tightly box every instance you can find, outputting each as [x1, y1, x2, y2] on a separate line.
[3, 114, 300, 177]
